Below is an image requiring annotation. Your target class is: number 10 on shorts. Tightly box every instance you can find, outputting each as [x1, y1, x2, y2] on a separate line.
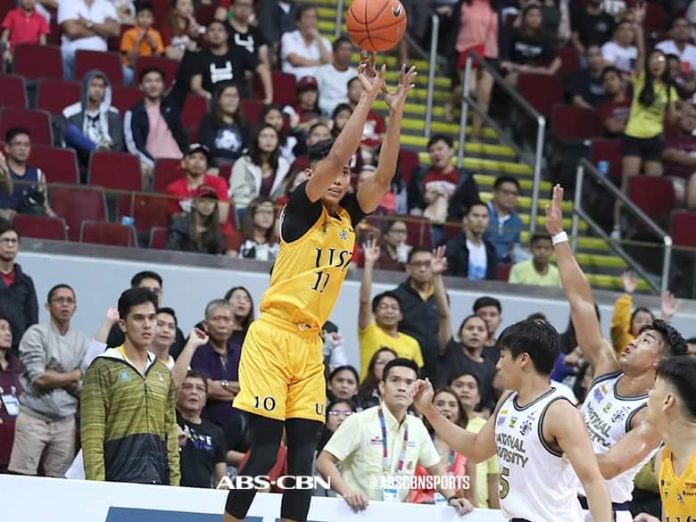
[254, 395, 277, 412]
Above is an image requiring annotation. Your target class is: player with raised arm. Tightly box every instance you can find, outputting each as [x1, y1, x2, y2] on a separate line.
[412, 260, 612, 522]
[224, 57, 417, 522]
[544, 185, 687, 522]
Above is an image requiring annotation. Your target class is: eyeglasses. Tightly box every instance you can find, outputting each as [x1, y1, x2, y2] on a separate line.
[0, 237, 19, 245]
[51, 297, 75, 305]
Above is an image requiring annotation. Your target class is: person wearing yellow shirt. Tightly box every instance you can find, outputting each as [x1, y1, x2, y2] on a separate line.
[508, 233, 561, 287]
[358, 238, 424, 381]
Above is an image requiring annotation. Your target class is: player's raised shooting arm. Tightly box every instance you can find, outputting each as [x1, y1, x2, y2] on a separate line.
[547, 399, 612, 522]
[597, 413, 661, 480]
[304, 59, 381, 203]
[545, 185, 618, 375]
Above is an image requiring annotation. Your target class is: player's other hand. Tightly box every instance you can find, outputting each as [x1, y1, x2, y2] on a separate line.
[357, 51, 384, 100]
[384, 64, 417, 113]
[633, 514, 660, 522]
[544, 184, 564, 236]
[449, 497, 474, 516]
[341, 488, 369, 512]
[410, 378, 435, 413]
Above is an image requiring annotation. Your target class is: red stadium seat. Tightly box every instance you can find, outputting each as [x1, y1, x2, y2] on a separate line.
[135, 56, 179, 89]
[151, 0, 170, 29]
[0, 75, 27, 108]
[627, 176, 675, 225]
[36, 79, 81, 115]
[517, 73, 563, 119]
[88, 151, 143, 191]
[397, 148, 420, 186]
[50, 185, 108, 241]
[241, 99, 265, 126]
[13, 44, 63, 80]
[557, 47, 580, 80]
[0, 108, 53, 146]
[117, 192, 171, 233]
[671, 211, 696, 248]
[153, 158, 183, 192]
[589, 139, 623, 180]
[75, 50, 124, 87]
[182, 94, 209, 130]
[80, 221, 137, 247]
[552, 105, 601, 142]
[12, 215, 68, 241]
[149, 226, 168, 249]
[271, 72, 297, 105]
[30, 146, 80, 184]
[219, 164, 234, 184]
[111, 86, 143, 113]
[197, 3, 216, 25]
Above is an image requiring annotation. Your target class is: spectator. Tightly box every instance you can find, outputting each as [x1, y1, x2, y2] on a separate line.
[356, 167, 396, 215]
[326, 365, 359, 402]
[238, 196, 279, 261]
[8, 284, 88, 477]
[227, 0, 270, 72]
[483, 175, 522, 263]
[317, 358, 472, 513]
[571, 45, 607, 109]
[597, 66, 631, 137]
[316, 399, 355, 454]
[224, 286, 255, 349]
[229, 124, 291, 220]
[198, 83, 251, 170]
[501, 4, 561, 87]
[508, 233, 561, 287]
[0, 220, 37, 350]
[161, 0, 202, 61]
[358, 239, 425, 380]
[447, 371, 500, 508]
[280, 5, 331, 80]
[191, 21, 272, 103]
[330, 102, 352, 138]
[0, 316, 21, 425]
[453, 0, 498, 138]
[347, 76, 385, 159]
[356, 347, 396, 410]
[0, 128, 57, 219]
[376, 220, 411, 271]
[257, 0, 297, 64]
[391, 247, 440, 381]
[63, 71, 124, 159]
[261, 104, 300, 165]
[81, 288, 179, 484]
[601, 20, 637, 76]
[315, 37, 358, 116]
[663, 103, 696, 210]
[167, 185, 226, 255]
[58, 0, 120, 80]
[289, 122, 331, 173]
[120, 2, 164, 86]
[177, 370, 227, 488]
[667, 53, 696, 100]
[472, 296, 503, 358]
[656, 17, 696, 78]
[409, 135, 480, 233]
[1, 0, 49, 65]
[284, 75, 324, 135]
[125, 67, 187, 181]
[570, 0, 614, 55]
[327, 104, 363, 174]
[151, 307, 178, 368]
[444, 202, 498, 280]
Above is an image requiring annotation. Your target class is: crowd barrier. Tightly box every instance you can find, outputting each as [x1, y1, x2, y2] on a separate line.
[0, 475, 507, 522]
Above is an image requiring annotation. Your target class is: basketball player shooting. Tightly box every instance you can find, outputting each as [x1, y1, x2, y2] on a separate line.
[412, 256, 612, 521]
[224, 57, 417, 522]
[546, 184, 687, 521]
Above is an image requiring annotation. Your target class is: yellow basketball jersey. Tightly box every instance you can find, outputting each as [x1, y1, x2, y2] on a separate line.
[659, 446, 696, 522]
[259, 202, 356, 329]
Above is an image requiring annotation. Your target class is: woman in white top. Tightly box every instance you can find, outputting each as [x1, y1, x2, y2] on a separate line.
[602, 19, 638, 76]
[237, 196, 279, 262]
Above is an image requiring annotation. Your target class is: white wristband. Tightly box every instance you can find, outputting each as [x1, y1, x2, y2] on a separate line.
[552, 231, 569, 245]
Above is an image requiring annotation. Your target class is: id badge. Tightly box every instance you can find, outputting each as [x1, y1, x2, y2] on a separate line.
[1, 394, 19, 417]
[381, 475, 399, 502]
[434, 492, 448, 506]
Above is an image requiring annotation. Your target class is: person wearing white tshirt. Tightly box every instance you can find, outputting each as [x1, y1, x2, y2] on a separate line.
[315, 37, 358, 116]
[656, 17, 696, 75]
[58, 0, 120, 79]
[280, 5, 331, 80]
[601, 21, 637, 75]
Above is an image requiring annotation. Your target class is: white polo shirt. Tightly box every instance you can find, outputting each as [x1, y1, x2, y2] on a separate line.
[280, 29, 331, 79]
[322, 403, 441, 501]
[656, 39, 696, 74]
[316, 63, 358, 116]
[58, 0, 118, 52]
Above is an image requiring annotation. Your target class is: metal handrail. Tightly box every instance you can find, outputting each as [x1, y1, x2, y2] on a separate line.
[457, 52, 545, 233]
[424, 14, 439, 138]
[571, 160, 673, 294]
[334, 0, 344, 38]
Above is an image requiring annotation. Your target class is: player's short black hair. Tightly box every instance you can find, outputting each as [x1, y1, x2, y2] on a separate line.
[639, 319, 688, 357]
[427, 134, 453, 149]
[47, 284, 75, 304]
[118, 287, 157, 319]
[498, 318, 560, 376]
[473, 296, 501, 313]
[382, 357, 419, 381]
[5, 126, 31, 144]
[407, 245, 431, 264]
[308, 139, 336, 165]
[138, 66, 165, 84]
[156, 307, 178, 327]
[131, 270, 163, 288]
[329, 365, 359, 383]
[332, 36, 352, 52]
[530, 232, 552, 246]
[656, 355, 696, 420]
[493, 175, 520, 191]
[371, 291, 402, 314]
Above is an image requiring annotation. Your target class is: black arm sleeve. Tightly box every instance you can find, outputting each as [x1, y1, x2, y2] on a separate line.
[281, 181, 323, 242]
[339, 192, 368, 226]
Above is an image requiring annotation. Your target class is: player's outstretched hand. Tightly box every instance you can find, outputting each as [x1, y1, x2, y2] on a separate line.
[431, 245, 448, 275]
[410, 378, 435, 413]
[357, 51, 384, 100]
[341, 488, 369, 512]
[383, 64, 417, 113]
[187, 327, 209, 349]
[449, 497, 474, 516]
[544, 184, 564, 236]
[363, 237, 381, 265]
[633, 514, 659, 522]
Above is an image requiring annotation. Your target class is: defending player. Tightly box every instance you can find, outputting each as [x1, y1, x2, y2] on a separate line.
[545, 184, 687, 521]
[224, 59, 417, 522]
[412, 312, 612, 521]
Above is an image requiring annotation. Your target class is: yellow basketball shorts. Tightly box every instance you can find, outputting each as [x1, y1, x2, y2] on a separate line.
[233, 314, 326, 423]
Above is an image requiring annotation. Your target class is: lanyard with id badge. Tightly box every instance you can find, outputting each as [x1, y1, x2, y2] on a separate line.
[0, 386, 19, 418]
[378, 407, 408, 503]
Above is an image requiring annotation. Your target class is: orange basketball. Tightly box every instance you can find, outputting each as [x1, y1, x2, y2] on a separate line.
[346, 0, 408, 53]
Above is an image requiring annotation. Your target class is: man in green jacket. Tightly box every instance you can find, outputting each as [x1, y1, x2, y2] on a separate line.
[81, 287, 180, 485]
